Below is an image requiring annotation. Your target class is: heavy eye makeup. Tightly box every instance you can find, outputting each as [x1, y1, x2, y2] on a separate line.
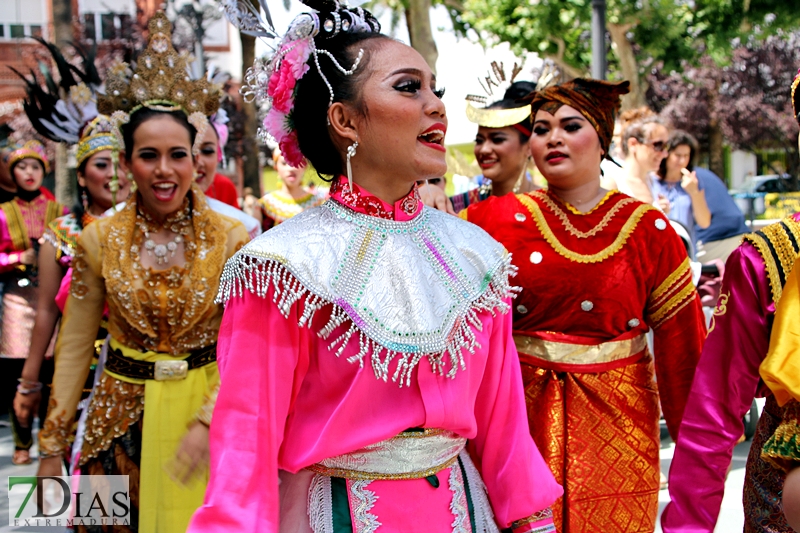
[392, 78, 445, 99]
[91, 158, 111, 170]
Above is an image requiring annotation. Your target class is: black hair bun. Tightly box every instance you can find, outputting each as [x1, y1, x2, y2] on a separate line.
[504, 81, 536, 101]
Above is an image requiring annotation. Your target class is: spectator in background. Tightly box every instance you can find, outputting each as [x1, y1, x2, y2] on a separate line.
[257, 146, 327, 231]
[655, 130, 748, 262]
[196, 111, 240, 208]
[606, 115, 672, 213]
[653, 130, 711, 241]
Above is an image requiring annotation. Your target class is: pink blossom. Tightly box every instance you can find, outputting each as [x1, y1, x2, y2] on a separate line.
[280, 131, 306, 168]
[268, 62, 297, 115]
[284, 40, 312, 80]
[263, 109, 291, 142]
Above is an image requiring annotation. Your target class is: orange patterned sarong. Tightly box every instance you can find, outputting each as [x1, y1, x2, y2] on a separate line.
[520, 354, 661, 533]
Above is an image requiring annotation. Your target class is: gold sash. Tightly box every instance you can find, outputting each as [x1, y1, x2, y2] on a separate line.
[514, 333, 648, 366]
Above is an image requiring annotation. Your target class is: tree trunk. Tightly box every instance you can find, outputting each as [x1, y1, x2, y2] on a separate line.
[51, 0, 73, 45]
[240, 29, 261, 195]
[405, 0, 438, 74]
[708, 115, 725, 180]
[607, 22, 647, 111]
[54, 144, 76, 206]
[51, 0, 75, 205]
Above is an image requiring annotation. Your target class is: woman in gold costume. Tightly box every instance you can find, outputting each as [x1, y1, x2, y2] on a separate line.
[37, 14, 248, 532]
[258, 146, 327, 230]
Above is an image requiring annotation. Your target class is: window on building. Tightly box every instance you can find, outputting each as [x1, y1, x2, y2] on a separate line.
[83, 13, 96, 42]
[30, 25, 42, 38]
[101, 13, 116, 40]
[0, 26, 5, 38]
[10, 25, 25, 38]
[119, 14, 132, 40]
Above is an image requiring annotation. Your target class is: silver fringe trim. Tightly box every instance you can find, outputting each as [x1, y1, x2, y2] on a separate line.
[217, 254, 517, 386]
[350, 480, 381, 533]
[460, 451, 500, 533]
[449, 461, 470, 533]
[40, 230, 74, 259]
[307, 474, 334, 533]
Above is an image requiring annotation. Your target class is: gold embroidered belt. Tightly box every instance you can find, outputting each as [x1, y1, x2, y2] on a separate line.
[307, 428, 466, 480]
[514, 333, 648, 372]
[105, 343, 217, 381]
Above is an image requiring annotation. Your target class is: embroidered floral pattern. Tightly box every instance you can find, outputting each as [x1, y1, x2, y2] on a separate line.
[38, 397, 74, 457]
[349, 479, 381, 533]
[79, 372, 145, 464]
[330, 179, 394, 219]
[102, 186, 229, 353]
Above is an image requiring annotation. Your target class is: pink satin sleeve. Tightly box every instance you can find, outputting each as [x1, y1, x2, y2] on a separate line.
[468, 300, 563, 527]
[0, 209, 21, 273]
[188, 289, 308, 533]
[661, 243, 773, 532]
[55, 267, 72, 312]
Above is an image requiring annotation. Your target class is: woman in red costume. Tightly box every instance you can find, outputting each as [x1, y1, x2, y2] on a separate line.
[461, 78, 707, 532]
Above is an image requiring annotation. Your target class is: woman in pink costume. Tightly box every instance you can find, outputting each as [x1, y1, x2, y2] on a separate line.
[190, 1, 562, 532]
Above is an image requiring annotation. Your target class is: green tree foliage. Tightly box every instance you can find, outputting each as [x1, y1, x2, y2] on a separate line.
[459, 0, 800, 108]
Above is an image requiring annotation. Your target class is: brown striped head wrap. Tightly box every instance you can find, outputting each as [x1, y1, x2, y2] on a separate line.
[524, 78, 630, 163]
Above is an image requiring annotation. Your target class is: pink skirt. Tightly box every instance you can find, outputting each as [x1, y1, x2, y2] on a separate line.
[0, 284, 55, 359]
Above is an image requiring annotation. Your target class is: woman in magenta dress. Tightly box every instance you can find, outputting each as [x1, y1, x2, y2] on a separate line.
[190, 1, 562, 532]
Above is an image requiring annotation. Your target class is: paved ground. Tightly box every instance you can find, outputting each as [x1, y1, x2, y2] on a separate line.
[0, 415, 755, 532]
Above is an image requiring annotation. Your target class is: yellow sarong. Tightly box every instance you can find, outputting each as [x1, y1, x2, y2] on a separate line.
[105, 338, 219, 533]
[761, 258, 800, 406]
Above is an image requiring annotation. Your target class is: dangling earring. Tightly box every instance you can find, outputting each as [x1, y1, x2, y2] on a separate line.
[81, 189, 89, 211]
[126, 171, 133, 181]
[346, 141, 358, 191]
[513, 157, 531, 194]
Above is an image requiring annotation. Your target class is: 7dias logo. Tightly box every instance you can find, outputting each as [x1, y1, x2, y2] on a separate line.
[7, 475, 130, 528]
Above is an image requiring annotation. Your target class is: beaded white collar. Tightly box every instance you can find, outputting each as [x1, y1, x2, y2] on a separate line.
[218, 199, 516, 385]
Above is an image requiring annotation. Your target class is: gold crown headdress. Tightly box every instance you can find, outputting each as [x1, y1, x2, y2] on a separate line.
[465, 61, 531, 129]
[6, 140, 49, 173]
[99, 12, 221, 157]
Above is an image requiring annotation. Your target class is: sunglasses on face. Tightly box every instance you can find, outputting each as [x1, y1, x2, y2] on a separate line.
[646, 140, 670, 152]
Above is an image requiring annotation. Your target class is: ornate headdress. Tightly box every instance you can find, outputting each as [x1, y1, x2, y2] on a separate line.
[14, 38, 117, 171]
[465, 61, 562, 135]
[6, 140, 49, 173]
[222, 0, 381, 167]
[14, 38, 121, 202]
[466, 61, 530, 130]
[792, 69, 800, 127]
[99, 12, 221, 157]
[524, 78, 630, 164]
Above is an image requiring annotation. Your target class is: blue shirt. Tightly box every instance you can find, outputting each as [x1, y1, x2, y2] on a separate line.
[652, 168, 748, 244]
[652, 177, 698, 241]
[694, 168, 748, 243]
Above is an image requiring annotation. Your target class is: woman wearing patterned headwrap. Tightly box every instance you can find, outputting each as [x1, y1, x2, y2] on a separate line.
[663, 70, 800, 533]
[0, 140, 67, 465]
[461, 78, 707, 532]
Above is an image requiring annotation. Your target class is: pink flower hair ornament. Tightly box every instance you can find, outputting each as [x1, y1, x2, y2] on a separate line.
[222, 0, 380, 168]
